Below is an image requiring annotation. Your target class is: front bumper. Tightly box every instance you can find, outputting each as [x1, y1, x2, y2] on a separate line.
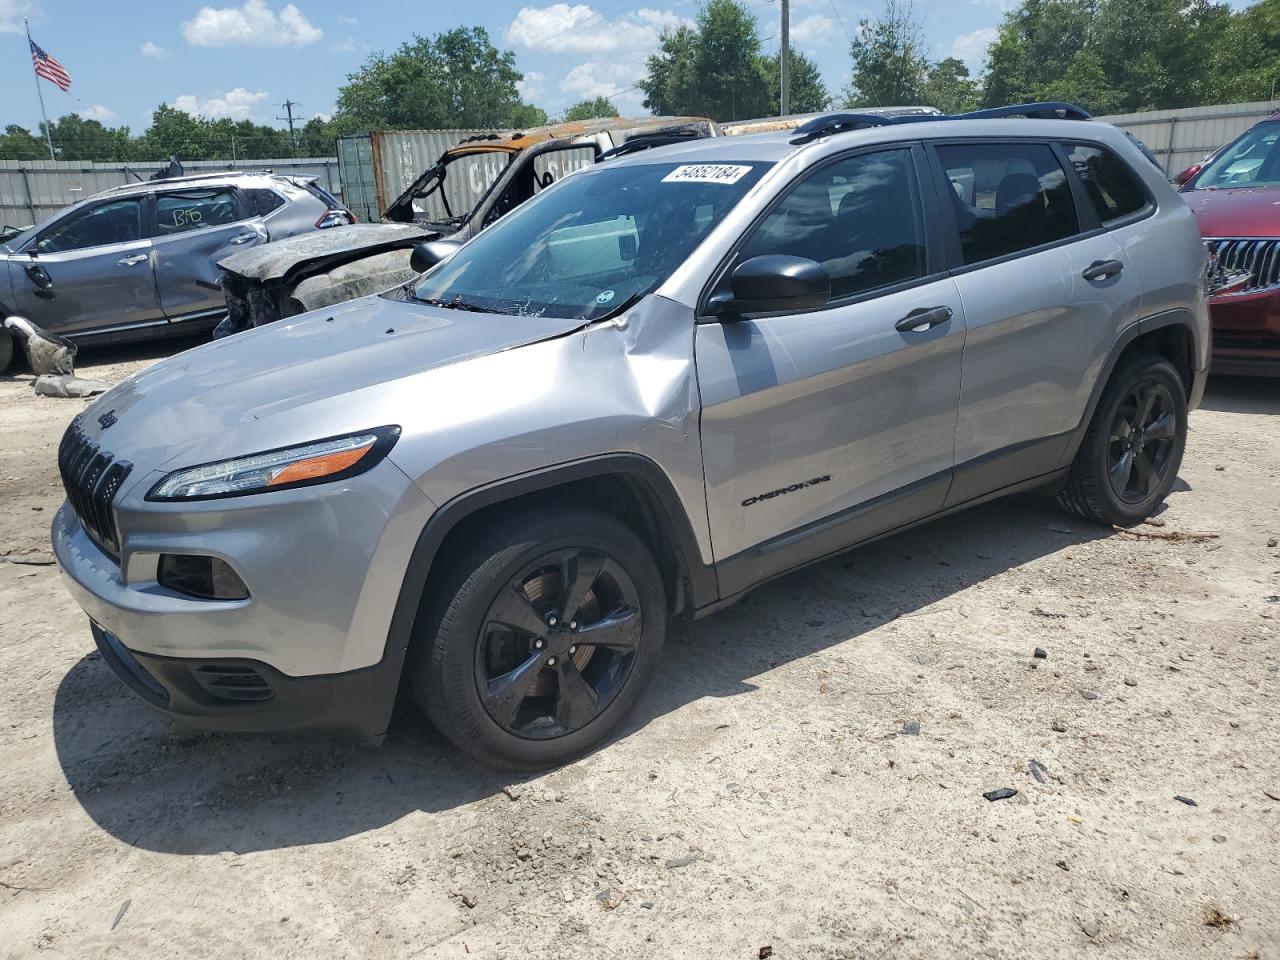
[90, 620, 399, 738]
[1210, 287, 1280, 377]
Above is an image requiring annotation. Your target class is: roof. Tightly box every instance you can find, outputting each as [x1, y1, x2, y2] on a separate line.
[438, 116, 714, 157]
[99, 170, 274, 196]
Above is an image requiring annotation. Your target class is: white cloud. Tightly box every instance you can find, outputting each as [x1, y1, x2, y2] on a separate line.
[560, 60, 647, 112]
[950, 26, 997, 71]
[517, 70, 546, 102]
[171, 87, 270, 119]
[80, 104, 116, 121]
[329, 37, 367, 53]
[505, 4, 688, 54]
[790, 13, 836, 46]
[140, 40, 168, 59]
[314, 110, 333, 122]
[182, 0, 322, 48]
[0, 0, 38, 34]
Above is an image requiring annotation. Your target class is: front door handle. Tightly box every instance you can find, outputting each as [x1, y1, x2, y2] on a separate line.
[229, 232, 258, 245]
[1082, 259, 1123, 281]
[895, 305, 953, 333]
[118, 253, 148, 266]
[25, 263, 53, 289]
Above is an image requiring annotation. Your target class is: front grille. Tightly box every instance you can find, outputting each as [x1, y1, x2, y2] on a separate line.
[190, 665, 273, 703]
[57, 416, 132, 556]
[1206, 238, 1280, 294]
[1214, 332, 1280, 352]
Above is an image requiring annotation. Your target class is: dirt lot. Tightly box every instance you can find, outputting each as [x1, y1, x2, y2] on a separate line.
[0, 341, 1277, 960]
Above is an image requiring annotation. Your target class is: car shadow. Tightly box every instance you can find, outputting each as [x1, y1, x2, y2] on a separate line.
[1199, 373, 1280, 415]
[52, 493, 1114, 855]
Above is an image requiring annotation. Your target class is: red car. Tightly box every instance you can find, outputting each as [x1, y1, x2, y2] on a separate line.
[1177, 111, 1280, 376]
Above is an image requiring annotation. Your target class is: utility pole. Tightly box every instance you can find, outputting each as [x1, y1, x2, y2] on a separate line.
[780, 0, 790, 116]
[277, 99, 303, 149]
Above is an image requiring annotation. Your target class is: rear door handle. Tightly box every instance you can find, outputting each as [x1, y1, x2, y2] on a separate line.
[895, 305, 953, 333]
[118, 253, 148, 266]
[229, 232, 258, 245]
[1082, 259, 1123, 281]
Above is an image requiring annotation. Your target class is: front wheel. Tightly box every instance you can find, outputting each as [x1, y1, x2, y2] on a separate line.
[1058, 353, 1188, 526]
[409, 508, 667, 769]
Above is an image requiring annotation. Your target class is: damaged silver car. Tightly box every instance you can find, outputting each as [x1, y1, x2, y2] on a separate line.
[214, 116, 715, 334]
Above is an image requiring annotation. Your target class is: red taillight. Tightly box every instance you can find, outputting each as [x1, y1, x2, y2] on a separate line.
[315, 209, 355, 229]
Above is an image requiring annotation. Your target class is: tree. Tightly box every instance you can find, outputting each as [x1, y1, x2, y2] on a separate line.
[843, 0, 929, 107]
[0, 124, 48, 160]
[764, 49, 830, 113]
[982, 0, 1095, 109]
[563, 97, 620, 121]
[640, 0, 772, 121]
[334, 27, 545, 131]
[920, 57, 980, 114]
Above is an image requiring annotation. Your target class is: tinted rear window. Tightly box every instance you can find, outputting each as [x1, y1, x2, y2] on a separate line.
[244, 188, 286, 217]
[937, 142, 1080, 265]
[1062, 143, 1148, 222]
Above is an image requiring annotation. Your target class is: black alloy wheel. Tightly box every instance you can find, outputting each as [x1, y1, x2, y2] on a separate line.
[477, 550, 643, 739]
[1106, 378, 1179, 504]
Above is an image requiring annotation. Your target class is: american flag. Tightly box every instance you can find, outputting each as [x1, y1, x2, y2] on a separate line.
[29, 38, 71, 92]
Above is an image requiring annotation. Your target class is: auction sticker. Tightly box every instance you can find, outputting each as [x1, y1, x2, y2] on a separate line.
[661, 164, 752, 185]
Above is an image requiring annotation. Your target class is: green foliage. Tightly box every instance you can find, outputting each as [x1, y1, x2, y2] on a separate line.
[981, 0, 1279, 113]
[333, 27, 543, 131]
[640, 0, 772, 121]
[562, 97, 620, 122]
[0, 123, 50, 160]
[843, 0, 929, 107]
[920, 58, 981, 114]
[765, 50, 831, 113]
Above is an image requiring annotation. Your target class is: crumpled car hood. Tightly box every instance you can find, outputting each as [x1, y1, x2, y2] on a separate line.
[218, 223, 431, 281]
[78, 293, 590, 476]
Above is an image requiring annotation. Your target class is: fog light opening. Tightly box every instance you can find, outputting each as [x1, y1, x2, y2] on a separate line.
[158, 554, 250, 601]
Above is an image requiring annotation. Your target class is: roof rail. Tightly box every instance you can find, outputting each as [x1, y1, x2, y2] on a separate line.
[958, 101, 1092, 121]
[789, 113, 894, 145]
[788, 101, 1092, 145]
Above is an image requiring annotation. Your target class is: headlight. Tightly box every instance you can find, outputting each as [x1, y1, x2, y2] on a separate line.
[147, 426, 400, 501]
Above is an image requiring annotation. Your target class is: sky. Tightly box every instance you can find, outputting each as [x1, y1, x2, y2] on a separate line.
[0, 0, 1250, 136]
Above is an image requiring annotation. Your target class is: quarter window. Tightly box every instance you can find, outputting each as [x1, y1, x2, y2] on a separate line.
[35, 198, 142, 253]
[153, 189, 244, 236]
[243, 188, 286, 217]
[936, 142, 1079, 265]
[1062, 143, 1148, 222]
[736, 148, 927, 300]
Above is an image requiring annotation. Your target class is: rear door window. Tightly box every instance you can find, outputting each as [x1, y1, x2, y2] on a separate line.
[1062, 143, 1148, 223]
[244, 187, 286, 217]
[935, 142, 1080, 265]
[153, 188, 245, 236]
[735, 147, 928, 300]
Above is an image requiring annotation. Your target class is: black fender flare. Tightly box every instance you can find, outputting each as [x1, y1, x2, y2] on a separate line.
[1057, 308, 1203, 469]
[380, 452, 718, 677]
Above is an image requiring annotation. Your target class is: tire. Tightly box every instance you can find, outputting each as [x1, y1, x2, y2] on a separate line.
[409, 507, 667, 770]
[1058, 353, 1188, 526]
[0, 328, 13, 374]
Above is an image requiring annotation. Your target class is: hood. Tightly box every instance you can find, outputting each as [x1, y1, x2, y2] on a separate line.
[1180, 185, 1280, 238]
[218, 223, 432, 281]
[78, 293, 590, 476]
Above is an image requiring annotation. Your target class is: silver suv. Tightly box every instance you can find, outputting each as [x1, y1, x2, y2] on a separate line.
[53, 105, 1208, 769]
[0, 171, 352, 370]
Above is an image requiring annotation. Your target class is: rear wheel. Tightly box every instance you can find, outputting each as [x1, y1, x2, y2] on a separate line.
[410, 508, 666, 769]
[1059, 353, 1188, 526]
[0, 328, 13, 374]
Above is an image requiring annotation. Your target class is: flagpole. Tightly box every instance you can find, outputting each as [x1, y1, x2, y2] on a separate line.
[25, 18, 56, 160]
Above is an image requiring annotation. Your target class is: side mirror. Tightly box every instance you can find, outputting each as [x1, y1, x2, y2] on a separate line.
[410, 239, 462, 274]
[1173, 163, 1202, 187]
[706, 254, 830, 318]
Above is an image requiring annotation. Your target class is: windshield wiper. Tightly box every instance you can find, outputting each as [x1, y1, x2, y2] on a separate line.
[410, 294, 495, 313]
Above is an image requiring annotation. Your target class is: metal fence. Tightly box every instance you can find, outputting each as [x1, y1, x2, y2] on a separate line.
[0, 157, 341, 229]
[1096, 100, 1279, 176]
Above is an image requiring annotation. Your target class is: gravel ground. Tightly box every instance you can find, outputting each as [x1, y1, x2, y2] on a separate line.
[1, 340, 1277, 959]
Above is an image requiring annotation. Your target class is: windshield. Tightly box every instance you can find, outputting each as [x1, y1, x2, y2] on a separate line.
[1190, 122, 1280, 189]
[407, 160, 771, 320]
